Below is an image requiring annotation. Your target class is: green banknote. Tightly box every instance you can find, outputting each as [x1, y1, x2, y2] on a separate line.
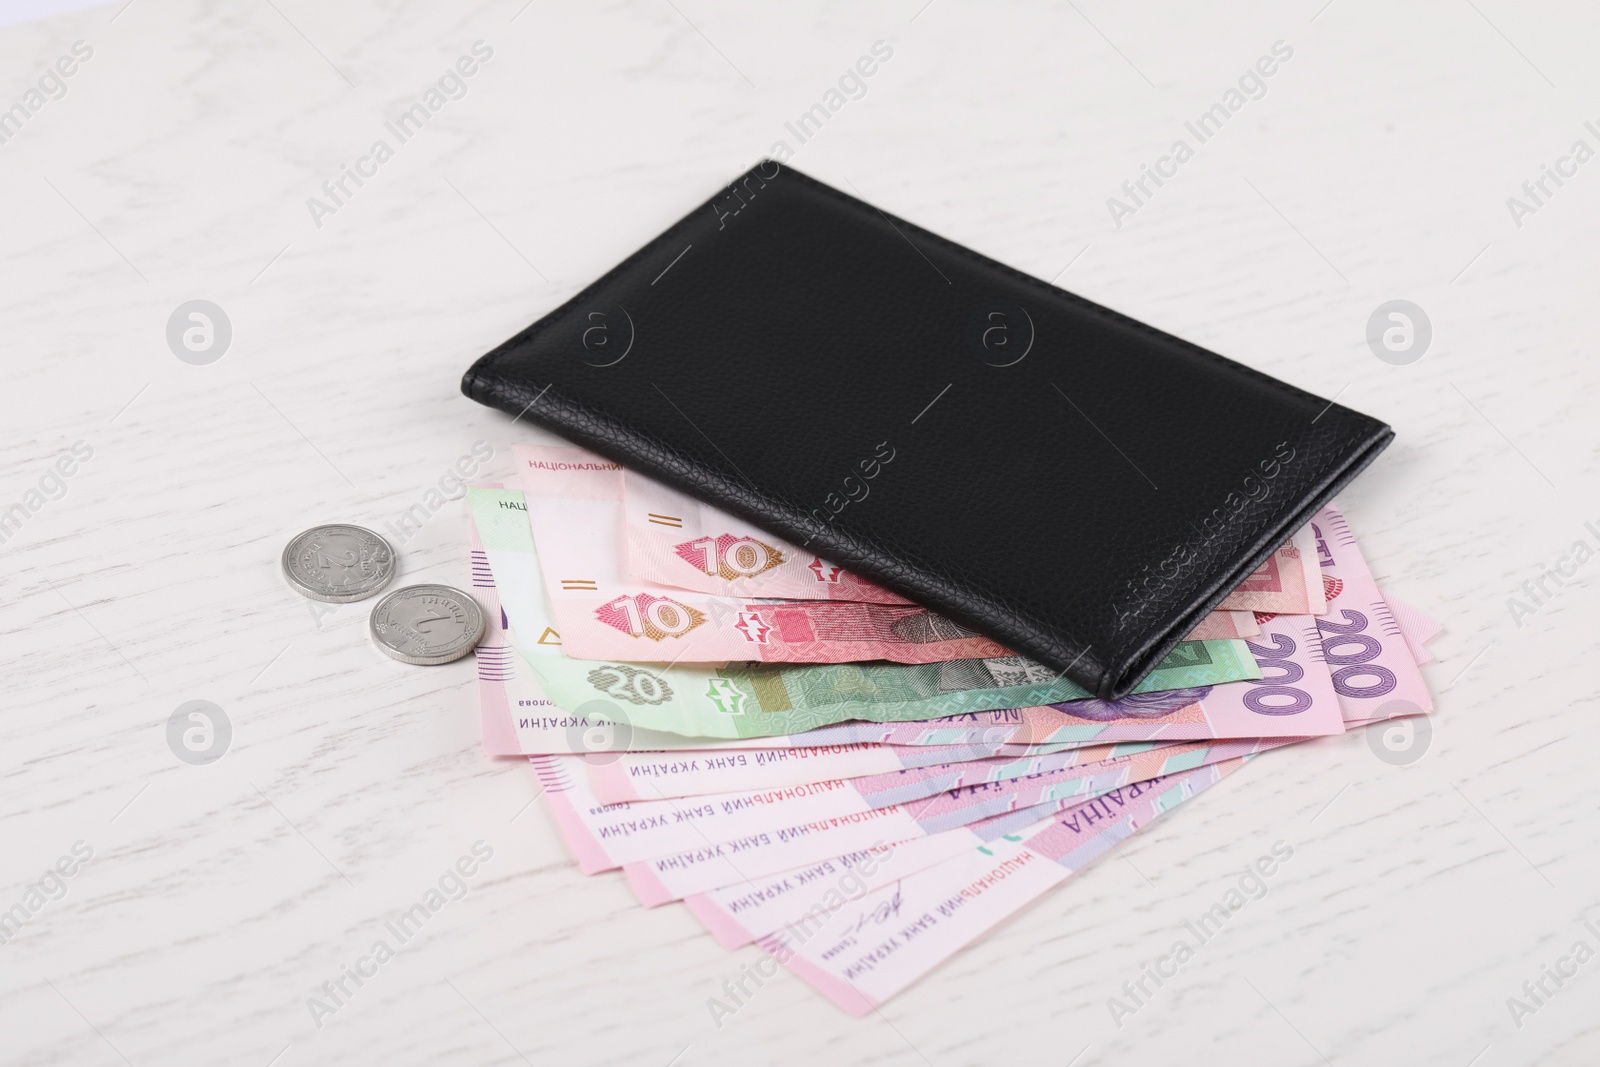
[467, 486, 1261, 740]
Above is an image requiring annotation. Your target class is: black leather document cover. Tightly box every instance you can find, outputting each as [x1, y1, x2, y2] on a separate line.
[462, 161, 1392, 699]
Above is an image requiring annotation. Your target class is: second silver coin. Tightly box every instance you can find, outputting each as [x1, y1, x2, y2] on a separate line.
[369, 584, 485, 665]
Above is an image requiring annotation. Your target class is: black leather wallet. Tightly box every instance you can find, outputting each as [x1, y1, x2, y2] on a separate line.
[462, 161, 1392, 698]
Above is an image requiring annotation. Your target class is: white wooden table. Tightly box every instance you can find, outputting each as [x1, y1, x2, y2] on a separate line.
[4, 1, 1598, 1063]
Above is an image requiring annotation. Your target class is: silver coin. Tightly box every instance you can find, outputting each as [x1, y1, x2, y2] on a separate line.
[281, 524, 396, 604]
[369, 584, 485, 665]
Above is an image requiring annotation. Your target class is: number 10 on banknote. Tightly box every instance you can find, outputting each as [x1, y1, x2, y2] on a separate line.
[622, 464, 910, 603]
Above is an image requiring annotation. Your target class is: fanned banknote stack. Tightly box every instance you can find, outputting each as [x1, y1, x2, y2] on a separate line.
[462, 444, 1438, 1015]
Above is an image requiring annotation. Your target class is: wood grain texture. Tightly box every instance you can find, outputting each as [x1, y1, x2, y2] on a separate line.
[2, 0, 1598, 1064]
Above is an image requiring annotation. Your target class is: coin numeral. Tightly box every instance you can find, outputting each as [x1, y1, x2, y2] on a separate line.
[413, 610, 450, 634]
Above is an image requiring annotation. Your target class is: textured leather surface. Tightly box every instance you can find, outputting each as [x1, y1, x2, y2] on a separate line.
[461, 161, 1393, 699]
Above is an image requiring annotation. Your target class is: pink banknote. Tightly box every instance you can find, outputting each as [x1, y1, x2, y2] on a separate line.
[842, 736, 1295, 813]
[855, 737, 1293, 832]
[758, 759, 1246, 1015]
[683, 790, 1160, 949]
[1184, 609, 1260, 641]
[515, 444, 1013, 665]
[531, 754, 946, 873]
[1308, 504, 1434, 722]
[1217, 523, 1326, 614]
[1389, 595, 1443, 666]
[622, 788, 1114, 908]
[685, 761, 1246, 949]
[617, 739, 1285, 904]
[687, 835, 984, 950]
[530, 731, 1254, 884]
